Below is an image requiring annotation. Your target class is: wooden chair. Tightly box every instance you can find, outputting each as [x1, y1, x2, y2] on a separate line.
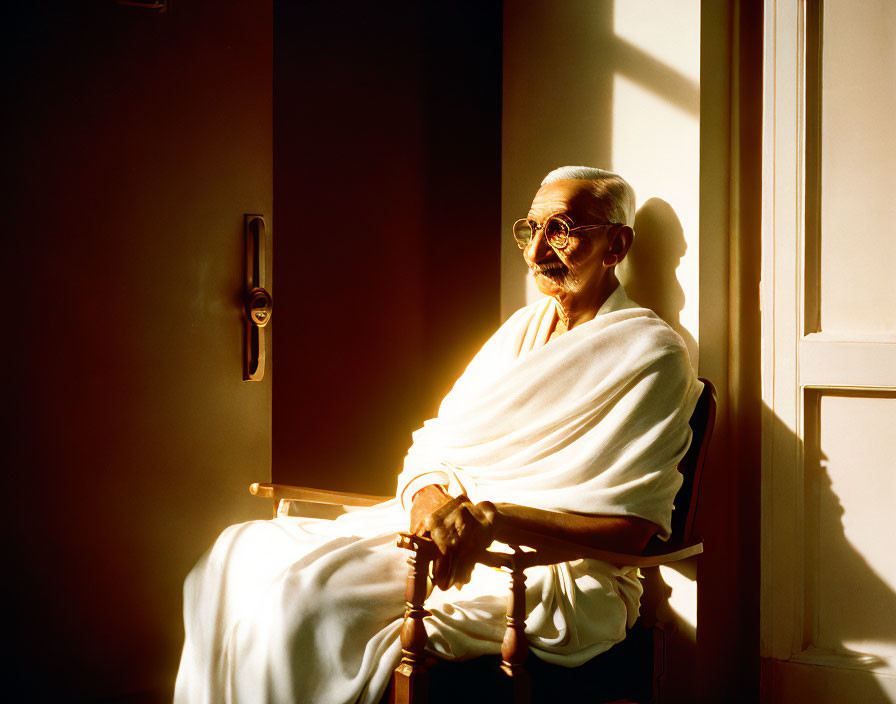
[251, 378, 716, 704]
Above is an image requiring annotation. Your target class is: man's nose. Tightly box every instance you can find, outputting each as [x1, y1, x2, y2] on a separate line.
[524, 228, 555, 264]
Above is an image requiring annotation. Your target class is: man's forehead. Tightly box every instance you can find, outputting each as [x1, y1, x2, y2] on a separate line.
[528, 179, 604, 218]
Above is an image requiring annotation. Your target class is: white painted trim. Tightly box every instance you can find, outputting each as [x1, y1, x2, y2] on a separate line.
[799, 340, 896, 388]
[759, 0, 779, 660]
[791, 647, 896, 677]
[769, 658, 896, 703]
[762, 0, 808, 662]
[761, 0, 896, 690]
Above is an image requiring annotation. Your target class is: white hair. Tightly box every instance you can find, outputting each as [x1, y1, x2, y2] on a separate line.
[541, 165, 636, 227]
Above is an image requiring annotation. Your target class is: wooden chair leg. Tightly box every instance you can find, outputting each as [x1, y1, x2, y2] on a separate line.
[500, 552, 530, 704]
[392, 534, 437, 704]
[639, 565, 673, 704]
[650, 623, 665, 704]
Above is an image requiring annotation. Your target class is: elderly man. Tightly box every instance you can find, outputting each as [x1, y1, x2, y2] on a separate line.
[175, 166, 701, 704]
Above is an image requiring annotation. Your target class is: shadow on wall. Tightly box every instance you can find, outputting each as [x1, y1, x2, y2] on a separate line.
[764, 404, 896, 702]
[643, 399, 896, 702]
[618, 197, 698, 366]
[810, 462, 896, 669]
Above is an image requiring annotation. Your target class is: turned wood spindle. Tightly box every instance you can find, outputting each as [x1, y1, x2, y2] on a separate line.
[392, 534, 435, 704]
[500, 549, 531, 704]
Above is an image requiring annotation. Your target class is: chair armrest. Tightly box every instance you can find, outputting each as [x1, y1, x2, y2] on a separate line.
[497, 526, 703, 569]
[249, 482, 391, 508]
[392, 529, 703, 695]
[397, 529, 703, 572]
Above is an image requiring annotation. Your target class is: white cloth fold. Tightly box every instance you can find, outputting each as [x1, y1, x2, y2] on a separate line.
[396, 286, 701, 541]
[175, 286, 701, 704]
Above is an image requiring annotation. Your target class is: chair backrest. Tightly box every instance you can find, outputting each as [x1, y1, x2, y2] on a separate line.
[668, 377, 717, 544]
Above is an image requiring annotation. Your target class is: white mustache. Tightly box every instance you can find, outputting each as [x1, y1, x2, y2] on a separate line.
[528, 261, 583, 292]
[529, 261, 566, 274]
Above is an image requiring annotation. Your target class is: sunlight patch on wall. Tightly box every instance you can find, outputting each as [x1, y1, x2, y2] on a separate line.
[660, 563, 698, 630]
[611, 70, 700, 366]
[811, 393, 896, 663]
[613, 1, 700, 80]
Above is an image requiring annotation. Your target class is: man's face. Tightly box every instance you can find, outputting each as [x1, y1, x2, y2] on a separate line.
[523, 179, 620, 299]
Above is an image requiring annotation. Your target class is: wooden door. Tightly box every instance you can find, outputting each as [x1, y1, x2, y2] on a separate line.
[761, 1, 896, 700]
[6, 1, 272, 700]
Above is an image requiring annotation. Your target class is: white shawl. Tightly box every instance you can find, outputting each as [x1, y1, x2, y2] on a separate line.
[175, 286, 702, 704]
[397, 285, 701, 541]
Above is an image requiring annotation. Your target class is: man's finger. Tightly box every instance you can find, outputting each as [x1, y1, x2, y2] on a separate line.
[432, 553, 452, 591]
[410, 515, 427, 535]
[455, 559, 475, 588]
[446, 551, 478, 589]
[430, 525, 457, 555]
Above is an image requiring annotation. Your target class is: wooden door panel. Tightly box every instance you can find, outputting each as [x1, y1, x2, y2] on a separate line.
[8, 1, 272, 699]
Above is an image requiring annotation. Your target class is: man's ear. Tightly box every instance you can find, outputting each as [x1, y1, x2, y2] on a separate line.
[603, 225, 634, 267]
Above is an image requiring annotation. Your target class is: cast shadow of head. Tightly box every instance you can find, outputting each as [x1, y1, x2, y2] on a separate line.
[644, 400, 896, 700]
[800, 413, 896, 672]
[617, 198, 698, 367]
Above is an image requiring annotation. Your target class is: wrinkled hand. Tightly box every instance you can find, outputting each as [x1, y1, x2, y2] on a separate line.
[410, 484, 454, 534]
[415, 496, 497, 590]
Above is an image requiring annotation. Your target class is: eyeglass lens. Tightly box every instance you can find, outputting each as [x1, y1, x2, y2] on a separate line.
[513, 217, 569, 248]
[544, 218, 569, 245]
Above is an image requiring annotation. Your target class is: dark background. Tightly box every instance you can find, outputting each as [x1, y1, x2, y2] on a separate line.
[5, 1, 501, 701]
[272, 2, 502, 495]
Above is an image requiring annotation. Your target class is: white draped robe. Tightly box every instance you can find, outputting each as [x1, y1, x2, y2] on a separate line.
[174, 286, 702, 704]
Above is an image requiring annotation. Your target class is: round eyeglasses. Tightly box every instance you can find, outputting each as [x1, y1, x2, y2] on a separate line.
[512, 215, 616, 250]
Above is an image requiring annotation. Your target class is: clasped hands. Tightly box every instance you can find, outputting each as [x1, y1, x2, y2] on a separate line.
[409, 484, 497, 590]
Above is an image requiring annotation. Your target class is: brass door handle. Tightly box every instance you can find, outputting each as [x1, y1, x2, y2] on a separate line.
[247, 287, 273, 327]
[244, 215, 271, 381]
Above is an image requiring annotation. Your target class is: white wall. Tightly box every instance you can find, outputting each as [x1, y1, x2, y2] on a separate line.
[502, 0, 701, 368]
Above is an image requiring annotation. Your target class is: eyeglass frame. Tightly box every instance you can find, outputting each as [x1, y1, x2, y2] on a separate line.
[512, 213, 620, 250]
